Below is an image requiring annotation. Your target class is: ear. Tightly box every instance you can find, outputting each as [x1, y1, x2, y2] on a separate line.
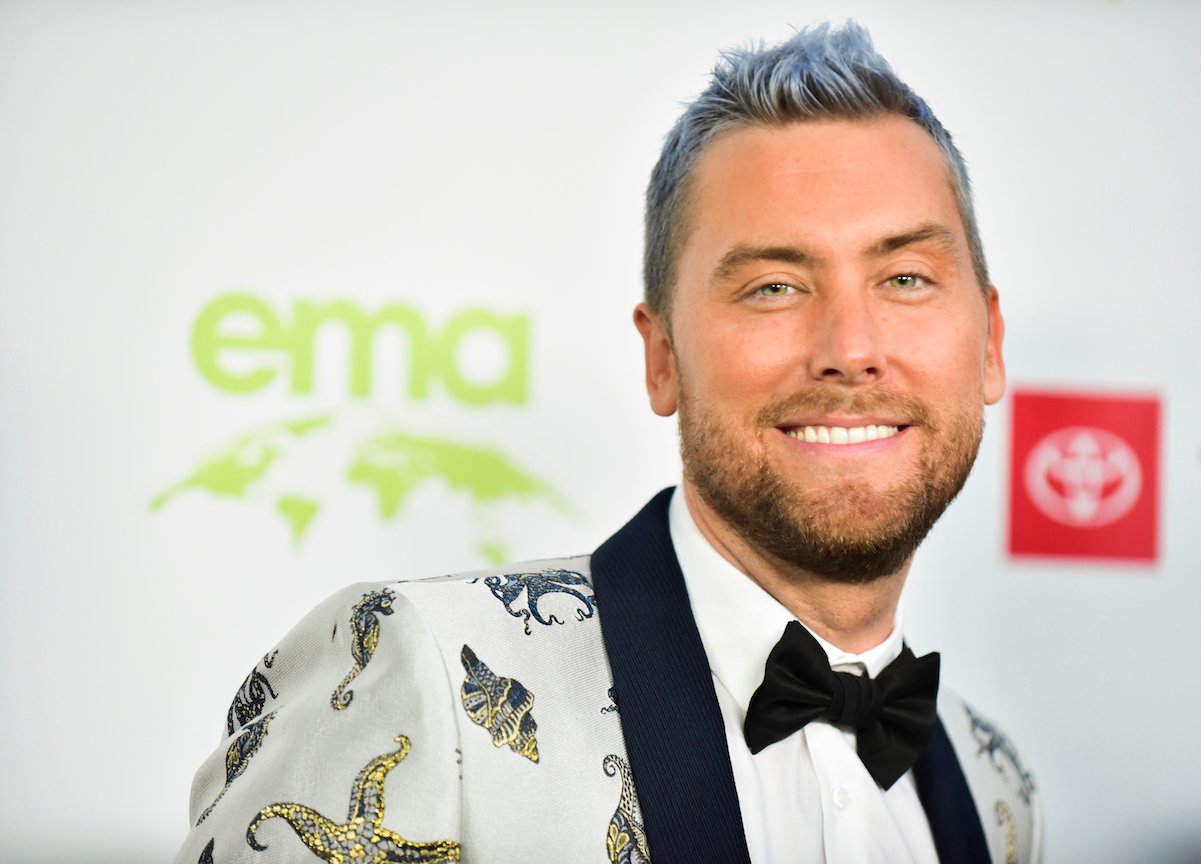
[983, 285, 1006, 405]
[633, 302, 679, 416]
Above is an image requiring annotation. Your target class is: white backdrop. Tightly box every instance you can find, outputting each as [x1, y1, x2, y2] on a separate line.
[2, 2, 1199, 862]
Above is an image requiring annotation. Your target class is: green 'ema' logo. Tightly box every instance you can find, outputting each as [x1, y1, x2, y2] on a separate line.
[150, 292, 573, 560]
[190, 292, 529, 404]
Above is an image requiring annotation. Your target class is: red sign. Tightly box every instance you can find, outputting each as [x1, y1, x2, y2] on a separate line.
[1008, 389, 1160, 562]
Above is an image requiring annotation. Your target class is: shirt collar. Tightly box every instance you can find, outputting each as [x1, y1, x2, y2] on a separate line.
[668, 487, 906, 714]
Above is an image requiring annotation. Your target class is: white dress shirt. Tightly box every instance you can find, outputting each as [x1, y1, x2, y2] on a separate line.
[668, 489, 941, 864]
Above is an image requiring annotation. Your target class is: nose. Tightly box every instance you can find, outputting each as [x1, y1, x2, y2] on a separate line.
[806, 288, 883, 384]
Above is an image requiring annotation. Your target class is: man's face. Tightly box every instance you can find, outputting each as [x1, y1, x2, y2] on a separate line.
[635, 117, 1005, 583]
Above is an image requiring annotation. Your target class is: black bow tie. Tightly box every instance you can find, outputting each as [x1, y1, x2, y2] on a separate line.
[743, 620, 940, 790]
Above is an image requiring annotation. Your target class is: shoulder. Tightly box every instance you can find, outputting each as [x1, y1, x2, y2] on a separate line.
[176, 554, 611, 863]
[280, 554, 598, 644]
[938, 689, 1044, 864]
[263, 554, 602, 713]
[347, 554, 599, 636]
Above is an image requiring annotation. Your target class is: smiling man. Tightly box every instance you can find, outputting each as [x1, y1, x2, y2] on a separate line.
[177, 22, 1039, 864]
[638, 116, 1005, 643]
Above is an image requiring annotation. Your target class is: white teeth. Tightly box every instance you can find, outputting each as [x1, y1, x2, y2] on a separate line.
[786, 424, 900, 444]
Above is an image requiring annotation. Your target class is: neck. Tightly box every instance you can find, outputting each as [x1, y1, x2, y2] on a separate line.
[682, 483, 910, 654]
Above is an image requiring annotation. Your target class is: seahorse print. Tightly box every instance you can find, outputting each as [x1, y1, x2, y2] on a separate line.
[198, 838, 214, 864]
[601, 686, 619, 715]
[331, 587, 396, 710]
[246, 734, 461, 863]
[483, 568, 596, 635]
[995, 800, 1019, 864]
[603, 754, 650, 864]
[459, 645, 539, 762]
[965, 703, 1037, 803]
[197, 711, 277, 825]
[226, 650, 279, 735]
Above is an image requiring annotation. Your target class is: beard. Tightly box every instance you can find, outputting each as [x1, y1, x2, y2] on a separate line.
[679, 384, 984, 585]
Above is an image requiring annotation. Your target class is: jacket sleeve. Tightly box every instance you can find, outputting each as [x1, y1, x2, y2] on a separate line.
[173, 581, 464, 864]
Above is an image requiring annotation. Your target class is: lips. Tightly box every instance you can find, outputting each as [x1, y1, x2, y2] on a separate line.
[784, 424, 901, 444]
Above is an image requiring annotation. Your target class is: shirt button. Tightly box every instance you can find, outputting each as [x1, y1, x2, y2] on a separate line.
[832, 785, 852, 810]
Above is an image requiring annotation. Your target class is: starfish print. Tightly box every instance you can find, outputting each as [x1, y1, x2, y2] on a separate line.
[246, 735, 461, 862]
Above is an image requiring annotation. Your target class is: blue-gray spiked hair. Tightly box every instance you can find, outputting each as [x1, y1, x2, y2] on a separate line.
[644, 21, 988, 319]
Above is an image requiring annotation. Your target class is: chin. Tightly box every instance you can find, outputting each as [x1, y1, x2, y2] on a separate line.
[688, 455, 973, 585]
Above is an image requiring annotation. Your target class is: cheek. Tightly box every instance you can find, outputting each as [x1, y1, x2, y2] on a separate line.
[912, 331, 992, 403]
[894, 298, 990, 368]
[689, 320, 802, 396]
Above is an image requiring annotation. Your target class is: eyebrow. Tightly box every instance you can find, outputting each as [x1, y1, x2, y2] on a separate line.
[709, 222, 961, 284]
[864, 222, 960, 260]
[711, 244, 815, 284]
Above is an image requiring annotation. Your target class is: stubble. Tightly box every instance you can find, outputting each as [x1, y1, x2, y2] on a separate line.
[679, 384, 983, 584]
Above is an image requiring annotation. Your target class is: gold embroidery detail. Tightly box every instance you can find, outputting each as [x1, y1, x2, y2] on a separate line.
[331, 588, 395, 710]
[604, 755, 650, 863]
[607, 821, 631, 860]
[995, 799, 1018, 864]
[246, 735, 460, 862]
[197, 711, 276, 825]
[459, 645, 540, 762]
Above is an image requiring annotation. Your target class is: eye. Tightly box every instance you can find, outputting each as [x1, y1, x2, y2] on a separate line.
[756, 282, 795, 297]
[885, 274, 927, 290]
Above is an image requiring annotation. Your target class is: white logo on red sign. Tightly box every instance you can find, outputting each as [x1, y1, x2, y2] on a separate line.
[1023, 426, 1142, 528]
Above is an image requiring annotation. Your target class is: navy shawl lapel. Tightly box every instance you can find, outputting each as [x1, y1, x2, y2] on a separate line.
[592, 488, 752, 864]
[913, 718, 992, 864]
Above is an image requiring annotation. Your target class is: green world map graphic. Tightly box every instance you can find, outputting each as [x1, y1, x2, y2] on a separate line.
[150, 414, 572, 562]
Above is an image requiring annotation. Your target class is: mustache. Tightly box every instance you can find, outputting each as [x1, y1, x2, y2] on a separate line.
[755, 388, 932, 428]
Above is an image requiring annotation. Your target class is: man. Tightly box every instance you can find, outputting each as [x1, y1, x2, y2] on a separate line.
[176, 22, 1040, 864]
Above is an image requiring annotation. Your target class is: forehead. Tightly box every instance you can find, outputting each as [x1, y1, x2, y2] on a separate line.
[679, 117, 969, 277]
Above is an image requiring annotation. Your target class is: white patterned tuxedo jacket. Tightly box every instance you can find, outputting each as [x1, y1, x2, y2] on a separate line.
[175, 489, 1041, 864]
